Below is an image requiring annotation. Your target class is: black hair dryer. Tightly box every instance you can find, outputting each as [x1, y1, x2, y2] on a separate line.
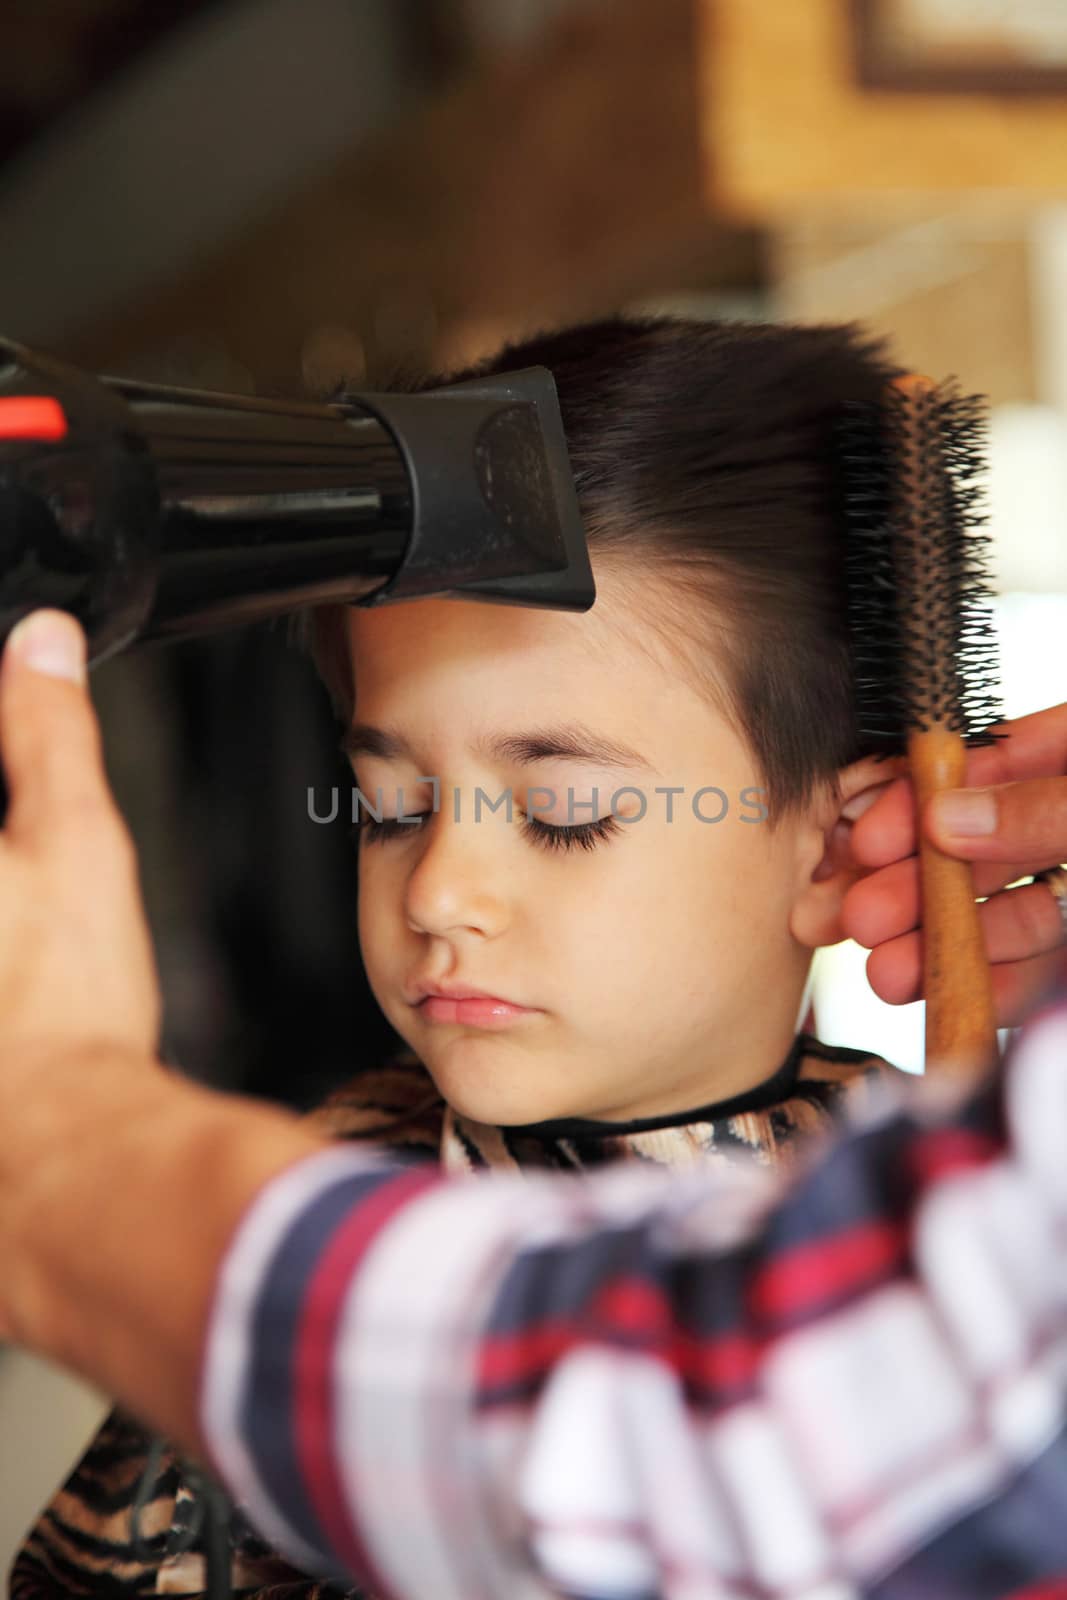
[0, 337, 594, 667]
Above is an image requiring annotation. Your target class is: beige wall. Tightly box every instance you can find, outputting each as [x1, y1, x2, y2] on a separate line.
[701, 0, 1067, 218]
[0, 1348, 109, 1584]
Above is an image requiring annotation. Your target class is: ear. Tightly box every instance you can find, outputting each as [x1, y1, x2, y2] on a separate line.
[788, 753, 907, 950]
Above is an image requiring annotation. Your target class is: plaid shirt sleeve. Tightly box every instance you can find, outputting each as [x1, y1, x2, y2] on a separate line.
[197, 990, 1067, 1600]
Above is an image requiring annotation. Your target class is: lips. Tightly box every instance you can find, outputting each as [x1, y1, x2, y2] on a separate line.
[417, 992, 537, 1028]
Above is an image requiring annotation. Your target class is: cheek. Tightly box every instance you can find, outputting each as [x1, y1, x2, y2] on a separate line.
[355, 881, 375, 966]
[540, 828, 686, 989]
[687, 817, 799, 956]
[634, 814, 785, 960]
[356, 854, 397, 960]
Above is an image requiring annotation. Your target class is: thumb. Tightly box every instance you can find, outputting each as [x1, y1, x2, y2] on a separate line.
[0, 609, 109, 847]
[926, 780, 1067, 863]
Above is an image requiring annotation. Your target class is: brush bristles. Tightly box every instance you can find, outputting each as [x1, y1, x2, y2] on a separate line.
[836, 377, 1005, 754]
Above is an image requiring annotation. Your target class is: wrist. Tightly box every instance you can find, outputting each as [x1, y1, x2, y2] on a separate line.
[1, 1040, 330, 1455]
[1, 1041, 173, 1348]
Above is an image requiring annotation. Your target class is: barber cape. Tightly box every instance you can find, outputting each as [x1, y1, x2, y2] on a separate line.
[9, 1031, 894, 1600]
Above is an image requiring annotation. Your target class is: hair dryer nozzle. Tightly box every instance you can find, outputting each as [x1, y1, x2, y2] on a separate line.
[352, 366, 593, 612]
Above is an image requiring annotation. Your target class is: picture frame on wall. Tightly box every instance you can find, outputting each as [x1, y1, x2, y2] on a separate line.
[851, 0, 1067, 94]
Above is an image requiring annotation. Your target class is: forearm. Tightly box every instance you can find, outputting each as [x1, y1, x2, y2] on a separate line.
[2, 1043, 331, 1460]
[6, 1008, 1067, 1600]
[194, 1004, 1067, 1599]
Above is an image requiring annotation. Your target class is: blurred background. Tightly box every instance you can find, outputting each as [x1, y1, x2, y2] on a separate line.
[2, 0, 1067, 1572]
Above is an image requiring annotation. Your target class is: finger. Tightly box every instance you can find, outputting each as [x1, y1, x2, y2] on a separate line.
[870, 883, 1067, 1004]
[849, 775, 916, 868]
[942, 705, 1067, 790]
[850, 705, 1067, 869]
[842, 852, 1051, 947]
[979, 878, 1067, 966]
[851, 769, 1034, 871]
[868, 940, 1064, 1032]
[926, 779, 1067, 865]
[991, 951, 1067, 1030]
[972, 703, 1067, 787]
[0, 610, 115, 850]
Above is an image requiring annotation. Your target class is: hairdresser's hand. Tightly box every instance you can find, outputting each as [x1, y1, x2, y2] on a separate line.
[840, 703, 1067, 1028]
[0, 609, 161, 1063]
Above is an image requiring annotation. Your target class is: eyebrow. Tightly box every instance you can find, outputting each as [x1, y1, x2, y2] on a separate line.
[341, 720, 660, 774]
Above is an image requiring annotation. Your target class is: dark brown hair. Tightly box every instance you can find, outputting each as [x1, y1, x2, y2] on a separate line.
[294, 315, 903, 821]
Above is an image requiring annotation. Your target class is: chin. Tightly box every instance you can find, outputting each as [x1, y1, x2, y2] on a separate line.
[437, 1078, 561, 1129]
[421, 1031, 572, 1127]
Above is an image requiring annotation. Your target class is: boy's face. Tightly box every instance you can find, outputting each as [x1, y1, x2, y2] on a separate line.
[344, 565, 825, 1125]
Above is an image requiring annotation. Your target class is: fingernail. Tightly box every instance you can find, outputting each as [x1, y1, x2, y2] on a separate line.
[5, 610, 86, 685]
[841, 789, 880, 822]
[931, 788, 996, 838]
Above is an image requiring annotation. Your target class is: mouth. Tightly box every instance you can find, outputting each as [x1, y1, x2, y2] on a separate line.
[407, 980, 540, 1029]
[406, 966, 543, 1030]
[415, 993, 539, 1028]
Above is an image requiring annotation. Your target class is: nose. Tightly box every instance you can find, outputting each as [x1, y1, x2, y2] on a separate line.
[402, 805, 512, 939]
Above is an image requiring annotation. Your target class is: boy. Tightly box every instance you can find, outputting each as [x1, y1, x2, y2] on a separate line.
[13, 315, 919, 1598]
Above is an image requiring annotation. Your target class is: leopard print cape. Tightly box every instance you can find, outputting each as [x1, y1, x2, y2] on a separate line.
[8, 1033, 893, 1599]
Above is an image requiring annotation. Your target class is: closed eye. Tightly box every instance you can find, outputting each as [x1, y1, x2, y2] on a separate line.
[351, 811, 624, 853]
[521, 812, 623, 852]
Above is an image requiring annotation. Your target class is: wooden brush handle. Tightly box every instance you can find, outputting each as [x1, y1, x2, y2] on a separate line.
[908, 725, 1000, 1077]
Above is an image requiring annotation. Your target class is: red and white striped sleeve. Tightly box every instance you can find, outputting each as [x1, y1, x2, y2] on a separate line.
[197, 992, 1067, 1600]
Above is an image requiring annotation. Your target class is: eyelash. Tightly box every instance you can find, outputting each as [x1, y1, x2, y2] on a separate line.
[351, 811, 623, 854]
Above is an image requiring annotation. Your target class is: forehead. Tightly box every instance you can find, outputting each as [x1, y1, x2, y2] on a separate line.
[342, 569, 750, 778]
[346, 564, 675, 708]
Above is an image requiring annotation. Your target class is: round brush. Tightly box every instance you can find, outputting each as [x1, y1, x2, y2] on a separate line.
[838, 372, 1007, 1079]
